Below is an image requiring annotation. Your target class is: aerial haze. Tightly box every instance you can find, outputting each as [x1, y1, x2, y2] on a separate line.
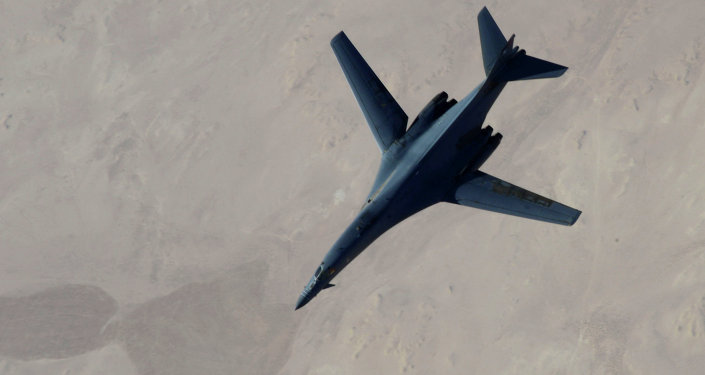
[1, 1, 704, 374]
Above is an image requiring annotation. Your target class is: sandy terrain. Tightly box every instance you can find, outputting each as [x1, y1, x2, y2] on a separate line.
[1, 0, 704, 374]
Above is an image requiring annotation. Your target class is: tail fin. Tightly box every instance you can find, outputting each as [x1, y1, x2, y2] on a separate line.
[478, 7, 507, 76]
[478, 7, 567, 81]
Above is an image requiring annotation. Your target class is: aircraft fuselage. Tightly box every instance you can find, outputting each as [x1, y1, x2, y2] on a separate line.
[295, 78, 507, 310]
[296, 8, 580, 311]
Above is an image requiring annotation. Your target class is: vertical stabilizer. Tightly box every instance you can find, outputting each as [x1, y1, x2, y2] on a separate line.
[478, 7, 507, 76]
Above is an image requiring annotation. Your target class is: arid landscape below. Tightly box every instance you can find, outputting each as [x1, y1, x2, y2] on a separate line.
[1, 1, 705, 374]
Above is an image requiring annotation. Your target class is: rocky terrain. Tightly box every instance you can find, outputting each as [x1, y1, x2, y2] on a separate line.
[1, 1, 704, 374]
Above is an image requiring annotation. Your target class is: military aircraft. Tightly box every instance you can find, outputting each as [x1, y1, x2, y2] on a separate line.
[295, 7, 580, 311]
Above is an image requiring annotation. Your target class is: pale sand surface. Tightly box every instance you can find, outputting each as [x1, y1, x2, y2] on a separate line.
[1, 1, 705, 374]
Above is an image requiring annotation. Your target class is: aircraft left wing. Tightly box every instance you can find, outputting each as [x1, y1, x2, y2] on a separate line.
[331, 31, 408, 152]
[448, 171, 581, 226]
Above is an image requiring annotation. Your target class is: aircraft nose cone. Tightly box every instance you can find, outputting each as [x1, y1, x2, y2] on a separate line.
[295, 294, 309, 311]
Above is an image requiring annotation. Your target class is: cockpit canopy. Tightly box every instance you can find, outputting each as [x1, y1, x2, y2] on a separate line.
[304, 263, 325, 293]
[314, 263, 324, 278]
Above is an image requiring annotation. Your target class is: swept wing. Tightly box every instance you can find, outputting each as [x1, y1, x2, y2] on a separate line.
[449, 171, 581, 226]
[331, 31, 408, 151]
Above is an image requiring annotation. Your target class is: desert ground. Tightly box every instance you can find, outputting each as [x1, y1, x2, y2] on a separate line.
[1, 0, 705, 374]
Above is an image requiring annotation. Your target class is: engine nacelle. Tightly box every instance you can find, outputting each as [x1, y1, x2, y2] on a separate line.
[455, 126, 494, 176]
[406, 91, 457, 139]
[418, 91, 448, 121]
[472, 133, 503, 169]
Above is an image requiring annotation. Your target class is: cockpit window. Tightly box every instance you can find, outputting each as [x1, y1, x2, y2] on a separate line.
[314, 264, 324, 278]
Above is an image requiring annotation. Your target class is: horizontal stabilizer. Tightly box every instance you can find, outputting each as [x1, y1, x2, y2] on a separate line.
[447, 171, 581, 226]
[497, 53, 568, 81]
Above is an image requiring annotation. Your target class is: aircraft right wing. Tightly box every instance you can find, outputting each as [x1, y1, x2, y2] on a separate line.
[448, 171, 581, 226]
[331, 31, 408, 152]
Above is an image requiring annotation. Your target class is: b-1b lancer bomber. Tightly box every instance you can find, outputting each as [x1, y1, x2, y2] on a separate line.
[296, 7, 580, 310]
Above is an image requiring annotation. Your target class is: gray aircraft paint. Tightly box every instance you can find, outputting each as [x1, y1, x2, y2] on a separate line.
[296, 7, 580, 311]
